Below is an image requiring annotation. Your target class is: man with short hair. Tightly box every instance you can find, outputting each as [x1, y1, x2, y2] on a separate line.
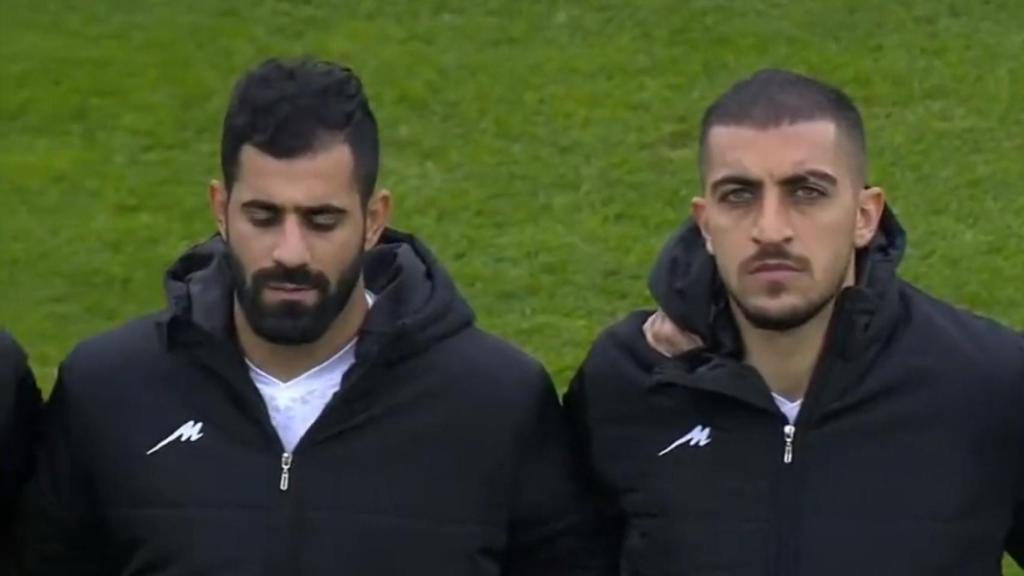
[566, 68, 1024, 575]
[0, 331, 41, 575]
[20, 58, 611, 575]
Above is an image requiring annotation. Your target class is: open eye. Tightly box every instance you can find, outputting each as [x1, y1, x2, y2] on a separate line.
[793, 185, 827, 201]
[720, 188, 757, 204]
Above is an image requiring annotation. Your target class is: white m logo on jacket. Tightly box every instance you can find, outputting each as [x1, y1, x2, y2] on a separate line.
[146, 420, 205, 455]
[658, 425, 712, 456]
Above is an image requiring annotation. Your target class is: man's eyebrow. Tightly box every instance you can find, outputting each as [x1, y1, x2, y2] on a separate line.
[712, 175, 761, 190]
[298, 204, 346, 216]
[778, 169, 838, 188]
[710, 174, 762, 192]
[240, 200, 281, 211]
[239, 201, 347, 216]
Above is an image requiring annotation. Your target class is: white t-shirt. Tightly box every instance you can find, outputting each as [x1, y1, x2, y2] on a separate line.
[772, 392, 803, 425]
[247, 291, 374, 452]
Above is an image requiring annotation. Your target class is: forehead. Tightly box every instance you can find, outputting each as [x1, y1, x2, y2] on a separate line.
[703, 121, 848, 183]
[233, 141, 359, 205]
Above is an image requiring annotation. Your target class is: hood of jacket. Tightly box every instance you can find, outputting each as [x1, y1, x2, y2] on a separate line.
[647, 206, 907, 354]
[161, 228, 475, 363]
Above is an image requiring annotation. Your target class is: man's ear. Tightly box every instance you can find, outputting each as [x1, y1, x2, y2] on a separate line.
[209, 180, 229, 239]
[364, 188, 393, 249]
[691, 196, 713, 255]
[854, 185, 886, 248]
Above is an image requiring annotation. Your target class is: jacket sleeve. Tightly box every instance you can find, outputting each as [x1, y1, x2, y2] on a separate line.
[16, 364, 104, 575]
[0, 333, 43, 573]
[1006, 392, 1024, 567]
[1004, 337, 1024, 567]
[562, 356, 627, 571]
[1006, 501, 1024, 567]
[503, 367, 617, 576]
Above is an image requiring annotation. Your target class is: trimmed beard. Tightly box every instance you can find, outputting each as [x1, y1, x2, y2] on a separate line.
[227, 246, 364, 345]
[730, 266, 848, 332]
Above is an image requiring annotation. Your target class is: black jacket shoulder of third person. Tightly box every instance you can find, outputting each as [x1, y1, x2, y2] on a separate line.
[0, 330, 42, 575]
[0, 330, 41, 500]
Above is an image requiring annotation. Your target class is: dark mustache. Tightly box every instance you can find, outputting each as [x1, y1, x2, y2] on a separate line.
[742, 245, 811, 273]
[251, 266, 329, 289]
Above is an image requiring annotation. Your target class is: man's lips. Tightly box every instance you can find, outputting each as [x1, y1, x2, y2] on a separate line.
[264, 284, 318, 300]
[266, 283, 315, 292]
[750, 261, 801, 274]
[748, 261, 804, 281]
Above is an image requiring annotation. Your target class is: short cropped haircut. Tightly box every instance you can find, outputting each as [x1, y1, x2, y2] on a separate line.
[699, 69, 867, 185]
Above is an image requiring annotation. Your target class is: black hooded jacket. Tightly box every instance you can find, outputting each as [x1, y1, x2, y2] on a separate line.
[0, 332, 41, 574]
[19, 229, 612, 576]
[565, 210, 1024, 575]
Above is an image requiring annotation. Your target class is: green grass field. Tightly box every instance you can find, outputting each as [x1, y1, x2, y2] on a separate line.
[3, 0, 1024, 571]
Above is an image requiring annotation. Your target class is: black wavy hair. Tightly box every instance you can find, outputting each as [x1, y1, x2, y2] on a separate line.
[221, 58, 379, 202]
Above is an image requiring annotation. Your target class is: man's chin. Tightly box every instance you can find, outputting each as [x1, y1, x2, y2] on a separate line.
[744, 311, 813, 332]
[261, 291, 323, 308]
[249, 315, 330, 346]
[738, 296, 834, 332]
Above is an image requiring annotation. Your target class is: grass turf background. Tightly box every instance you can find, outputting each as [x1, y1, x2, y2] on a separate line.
[3, 1, 1023, 570]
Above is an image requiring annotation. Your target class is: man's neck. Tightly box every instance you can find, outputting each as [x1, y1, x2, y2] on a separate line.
[735, 302, 835, 401]
[236, 283, 369, 382]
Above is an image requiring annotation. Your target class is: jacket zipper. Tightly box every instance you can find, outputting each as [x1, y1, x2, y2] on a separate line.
[276, 449, 300, 573]
[279, 452, 293, 491]
[774, 419, 800, 576]
[783, 425, 796, 464]
[274, 351, 374, 494]
[271, 354, 379, 570]
[771, 294, 855, 575]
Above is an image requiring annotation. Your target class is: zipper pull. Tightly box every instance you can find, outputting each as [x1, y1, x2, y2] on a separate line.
[280, 452, 293, 491]
[783, 425, 796, 464]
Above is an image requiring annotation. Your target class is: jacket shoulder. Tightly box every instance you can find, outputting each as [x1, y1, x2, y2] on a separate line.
[0, 330, 37, 409]
[57, 314, 168, 400]
[587, 310, 659, 366]
[901, 283, 1024, 361]
[444, 327, 552, 395]
[568, 310, 662, 407]
[0, 331, 28, 371]
[63, 314, 165, 367]
[898, 283, 1024, 402]
[0, 331, 37, 401]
